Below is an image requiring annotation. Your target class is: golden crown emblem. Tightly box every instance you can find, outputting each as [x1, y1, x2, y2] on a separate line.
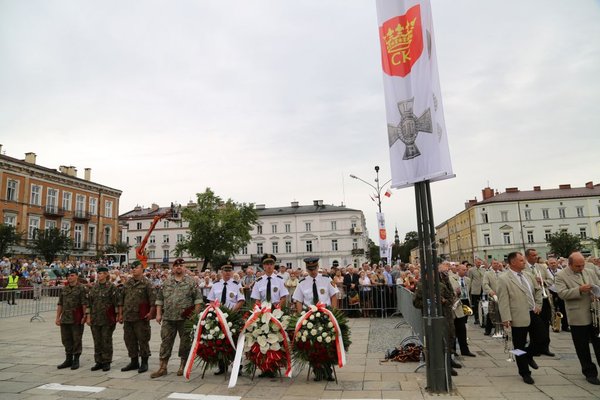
[384, 18, 417, 57]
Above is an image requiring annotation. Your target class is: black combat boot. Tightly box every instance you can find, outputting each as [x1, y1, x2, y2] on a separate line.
[57, 354, 73, 369]
[102, 362, 111, 371]
[138, 357, 149, 373]
[91, 362, 103, 371]
[71, 354, 80, 370]
[121, 357, 140, 372]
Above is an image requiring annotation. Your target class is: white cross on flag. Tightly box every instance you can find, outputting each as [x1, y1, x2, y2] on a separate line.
[375, 0, 454, 188]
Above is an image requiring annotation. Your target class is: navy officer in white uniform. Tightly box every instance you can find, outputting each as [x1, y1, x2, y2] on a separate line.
[251, 254, 288, 306]
[293, 257, 339, 313]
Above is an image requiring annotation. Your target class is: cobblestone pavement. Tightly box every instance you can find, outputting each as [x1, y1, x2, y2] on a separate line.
[0, 307, 599, 399]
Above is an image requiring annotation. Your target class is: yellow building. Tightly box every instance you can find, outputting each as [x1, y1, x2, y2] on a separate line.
[1, 146, 122, 259]
[438, 200, 478, 263]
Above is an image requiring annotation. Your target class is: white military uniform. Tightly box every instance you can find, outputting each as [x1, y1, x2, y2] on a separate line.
[293, 274, 339, 307]
[251, 273, 289, 305]
[208, 279, 244, 309]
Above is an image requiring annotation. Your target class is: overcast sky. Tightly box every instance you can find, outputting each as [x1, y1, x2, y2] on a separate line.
[1, 0, 599, 242]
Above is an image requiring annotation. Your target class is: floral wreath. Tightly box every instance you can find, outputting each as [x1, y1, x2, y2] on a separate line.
[183, 301, 243, 379]
[292, 303, 351, 375]
[228, 301, 292, 388]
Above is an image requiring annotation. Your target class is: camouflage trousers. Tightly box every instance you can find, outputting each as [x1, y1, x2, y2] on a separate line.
[123, 320, 152, 358]
[91, 324, 116, 363]
[158, 320, 192, 360]
[60, 323, 85, 355]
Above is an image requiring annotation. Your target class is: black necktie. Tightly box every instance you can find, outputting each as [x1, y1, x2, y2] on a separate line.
[266, 277, 272, 302]
[221, 282, 227, 304]
[312, 278, 319, 304]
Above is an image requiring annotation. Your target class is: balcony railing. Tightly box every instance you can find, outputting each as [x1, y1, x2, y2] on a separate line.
[351, 248, 365, 255]
[73, 210, 91, 221]
[44, 205, 65, 217]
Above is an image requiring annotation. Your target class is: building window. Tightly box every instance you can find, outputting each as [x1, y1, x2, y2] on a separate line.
[501, 211, 508, 222]
[527, 231, 534, 243]
[136, 222, 142, 230]
[47, 188, 58, 208]
[271, 224, 277, 234]
[135, 236, 142, 245]
[88, 226, 96, 246]
[286, 262, 292, 269]
[149, 235, 155, 244]
[352, 239, 358, 250]
[305, 222, 312, 232]
[74, 225, 83, 249]
[257, 225, 263, 234]
[177, 234, 184, 243]
[104, 226, 111, 246]
[481, 213, 489, 223]
[545, 229, 552, 241]
[331, 239, 338, 251]
[524, 209, 531, 221]
[576, 206, 584, 217]
[580, 227, 587, 239]
[558, 208, 566, 219]
[284, 223, 291, 233]
[163, 250, 170, 261]
[598, 205, 600, 216]
[75, 194, 86, 213]
[503, 232, 511, 245]
[28, 216, 40, 239]
[483, 234, 491, 246]
[104, 200, 113, 218]
[272, 242, 279, 253]
[89, 197, 97, 215]
[257, 243, 263, 254]
[306, 240, 313, 252]
[351, 221, 357, 229]
[542, 209, 550, 219]
[6, 180, 18, 201]
[45, 220, 57, 230]
[63, 192, 72, 211]
[331, 221, 337, 231]
[163, 234, 169, 243]
[163, 221, 169, 228]
[241, 246, 248, 255]
[30, 185, 41, 206]
[285, 241, 292, 253]
[148, 250, 155, 259]
[61, 221, 70, 236]
[3, 214, 17, 227]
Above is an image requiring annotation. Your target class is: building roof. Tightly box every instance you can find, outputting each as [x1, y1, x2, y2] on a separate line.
[0, 153, 122, 194]
[478, 183, 600, 204]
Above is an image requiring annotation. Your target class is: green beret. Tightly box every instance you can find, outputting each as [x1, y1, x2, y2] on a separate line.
[131, 260, 142, 268]
[97, 266, 109, 273]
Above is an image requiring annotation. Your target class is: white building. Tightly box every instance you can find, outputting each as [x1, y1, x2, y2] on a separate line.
[119, 200, 369, 269]
[436, 182, 600, 262]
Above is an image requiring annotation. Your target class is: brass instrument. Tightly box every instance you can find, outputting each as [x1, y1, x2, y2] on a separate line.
[534, 267, 548, 299]
[552, 310, 564, 333]
[462, 304, 473, 316]
[592, 297, 600, 338]
[503, 329, 515, 362]
[488, 295, 504, 338]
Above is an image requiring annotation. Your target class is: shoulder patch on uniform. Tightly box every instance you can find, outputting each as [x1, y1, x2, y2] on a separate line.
[299, 278, 305, 283]
[232, 280, 239, 285]
[277, 275, 284, 279]
[256, 277, 263, 282]
[322, 274, 330, 278]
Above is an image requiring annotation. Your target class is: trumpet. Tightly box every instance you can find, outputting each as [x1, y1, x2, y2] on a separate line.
[535, 268, 548, 298]
[504, 329, 515, 362]
[592, 297, 600, 338]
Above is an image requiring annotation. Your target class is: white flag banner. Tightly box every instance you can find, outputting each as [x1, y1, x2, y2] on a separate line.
[375, 0, 454, 188]
[376, 212, 388, 259]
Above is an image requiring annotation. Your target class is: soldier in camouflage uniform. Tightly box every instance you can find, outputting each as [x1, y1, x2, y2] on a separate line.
[86, 266, 119, 371]
[55, 269, 88, 370]
[118, 260, 156, 373]
[151, 258, 202, 378]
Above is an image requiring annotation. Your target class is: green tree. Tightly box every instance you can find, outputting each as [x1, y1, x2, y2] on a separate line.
[175, 188, 258, 270]
[104, 242, 131, 254]
[367, 238, 381, 264]
[398, 230, 419, 263]
[0, 224, 23, 256]
[546, 231, 582, 258]
[29, 227, 73, 262]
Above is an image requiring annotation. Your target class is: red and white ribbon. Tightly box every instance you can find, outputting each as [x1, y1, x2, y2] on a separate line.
[293, 302, 347, 368]
[228, 302, 292, 388]
[184, 301, 236, 380]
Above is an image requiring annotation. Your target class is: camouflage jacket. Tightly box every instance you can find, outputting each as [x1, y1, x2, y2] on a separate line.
[121, 276, 156, 322]
[57, 283, 88, 324]
[88, 281, 119, 326]
[156, 275, 201, 321]
[412, 275, 455, 317]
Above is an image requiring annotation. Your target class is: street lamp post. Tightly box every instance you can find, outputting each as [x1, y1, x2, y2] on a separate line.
[349, 165, 392, 213]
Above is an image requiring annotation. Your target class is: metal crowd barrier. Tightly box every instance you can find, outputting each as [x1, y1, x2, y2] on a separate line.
[0, 286, 62, 321]
[395, 286, 423, 343]
[336, 284, 398, 318]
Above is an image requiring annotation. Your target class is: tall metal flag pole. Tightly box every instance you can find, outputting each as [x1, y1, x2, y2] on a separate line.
[375, 0, 455, 393]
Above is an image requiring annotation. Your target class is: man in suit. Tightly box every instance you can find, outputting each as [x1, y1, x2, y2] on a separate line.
[343, 266, 360, 317]
[497, 251, 544, 385]
[467, 259, 485, 325]
[547, 257, 569, 332]
[555, 252, 600, 385]
[482, 260, 503, 335]
[452, 264, 476, 357]
[524, 248, 554, 357]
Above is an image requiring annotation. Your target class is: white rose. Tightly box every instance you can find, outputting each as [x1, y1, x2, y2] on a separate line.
[231, 329, 236, 333]
[310, 329, 317, 336]
[219, 333, 225, 339]
[316, 312, 321, 318]
[309, 315, 314, 320]
[322, 332, 328, 337]
[307, 322, 313, 329]
[327, 322, 333, 328]
[318, 326, 323, 331]
[200, 320, 206, 326]
[301, 336, 307, 342]
[207, 334, 213, 340]
[325, 336, 332, 343]
[222, 313, 228, 319]
[272, 309, 283, 319]
[302, 320, 308, 326]
[228, 322, 233, 327]
[317, 336, 323, 343]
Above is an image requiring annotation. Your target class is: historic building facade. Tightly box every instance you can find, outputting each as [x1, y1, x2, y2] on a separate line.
[0, 146, 122, 258]
[436, 182, 600, 262]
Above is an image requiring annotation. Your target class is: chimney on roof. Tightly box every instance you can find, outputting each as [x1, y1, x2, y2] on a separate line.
[134, 205, 142, 211]
[585, 181, 594, 189]
[464, 198, 478, 209]
[313, 200, 323, 207]
[291, 201, 299, 208]
[559, 184, 571, 189]
[506, 187, 519, 193]
[481, 187, 494, 200]
[84, 168, 91, 181]
[66, 166, 77, 177]
[256, 204, 265, 210]
[533, 186, 541, 191]
[24, 152, 36, 164]
[59, 165, 68, 174]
